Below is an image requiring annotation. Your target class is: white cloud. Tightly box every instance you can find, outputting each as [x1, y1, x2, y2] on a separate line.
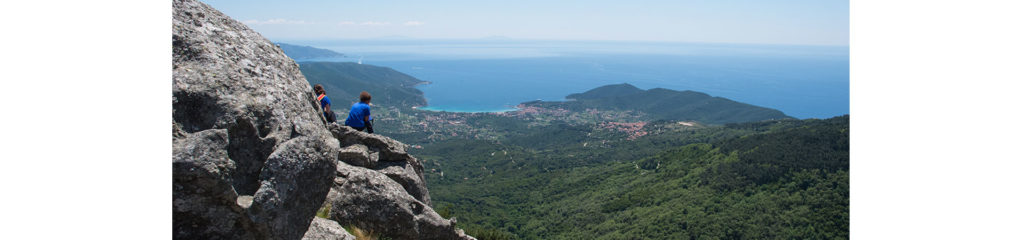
[359, 21, 391, 26]
[337, 21, 397, 26]
[403, 21, 426, 26]
[242, 18, 311, 25]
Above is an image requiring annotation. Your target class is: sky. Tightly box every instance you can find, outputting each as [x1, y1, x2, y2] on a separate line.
[202, 0, 849, 46]
[4, 1, 1024, 239]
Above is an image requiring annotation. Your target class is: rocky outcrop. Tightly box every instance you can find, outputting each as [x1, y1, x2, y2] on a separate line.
[325, 125, 475, 239]
[172, 0, 472, 239]
[328, 124, 432, 206]
[328, 163, 474, 240]
[173, 0, 338, 239]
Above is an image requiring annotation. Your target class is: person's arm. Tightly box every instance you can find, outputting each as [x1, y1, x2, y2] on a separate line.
[324, 103, 331, 113]
[363, 107, 373, 133]
[362, 106, 370, 123]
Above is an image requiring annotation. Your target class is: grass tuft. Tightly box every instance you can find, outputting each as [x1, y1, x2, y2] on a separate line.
[343, 225, 390, 240]
[315, 203, 331, 219]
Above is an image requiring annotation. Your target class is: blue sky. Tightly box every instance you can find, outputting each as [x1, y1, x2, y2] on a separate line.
[202, 0, 848, 46]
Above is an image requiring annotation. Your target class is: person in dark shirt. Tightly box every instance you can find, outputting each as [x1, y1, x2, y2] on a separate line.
[345, 91, 373, 133]
[313, 84, 335, 123]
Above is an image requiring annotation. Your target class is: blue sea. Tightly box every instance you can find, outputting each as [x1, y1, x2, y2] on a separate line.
[289, 39, 849, 119]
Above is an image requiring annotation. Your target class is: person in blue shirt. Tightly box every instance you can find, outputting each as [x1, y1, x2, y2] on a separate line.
[345, 91, 373, 133]
[313, 84, 335, 123]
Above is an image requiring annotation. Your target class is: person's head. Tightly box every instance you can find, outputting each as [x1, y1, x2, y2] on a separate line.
[313, 84, 325, 95]
[359, 91, 372, 103]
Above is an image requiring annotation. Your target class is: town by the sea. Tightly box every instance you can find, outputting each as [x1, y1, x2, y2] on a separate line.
[288, 39, 849, 119]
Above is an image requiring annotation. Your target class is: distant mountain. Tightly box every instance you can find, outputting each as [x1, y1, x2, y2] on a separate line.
[565, 83, 646, 99]
[525, 83, 792, 124]
[299, 62, 427, 108]
[276, 43, 345, 60]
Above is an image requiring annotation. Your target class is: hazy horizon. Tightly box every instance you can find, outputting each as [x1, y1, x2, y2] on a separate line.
[203, 0, 849, 46]
[273, 37, 849, 48]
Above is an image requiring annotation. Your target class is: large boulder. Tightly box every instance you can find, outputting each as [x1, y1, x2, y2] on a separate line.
[172, 0, 338, 239]
[249, 136, 340, 238]
[327, 163, 475, 240]
[173, 129, 262, 239]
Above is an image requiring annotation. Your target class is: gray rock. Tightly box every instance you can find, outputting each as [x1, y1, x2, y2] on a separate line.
[172, 0, 338, 239]
[327, 163, 474, 240]
[329, 124, 410, 161]
[375, 159, 431, 206]
[338, 144, 374, 168]
[327, 125, 430, 205]
[173, 129, 261, 239]
[173, 0, 329, 141]
[303, 218, 356, 240]
[248, 136, 340, 239]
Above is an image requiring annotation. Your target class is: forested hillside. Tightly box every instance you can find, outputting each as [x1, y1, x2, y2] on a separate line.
[276, 43, 346, 60]
[525, 83, 793, 124]
[414, 116, 848, 239]
[299, 62, 428, 108]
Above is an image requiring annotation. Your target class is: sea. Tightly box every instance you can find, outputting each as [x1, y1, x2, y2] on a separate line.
[287, 39, 849, 119]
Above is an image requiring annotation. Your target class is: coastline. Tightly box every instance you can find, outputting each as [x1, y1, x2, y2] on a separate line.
[412, 105, 520, 113]
[412, 80, 432, 87]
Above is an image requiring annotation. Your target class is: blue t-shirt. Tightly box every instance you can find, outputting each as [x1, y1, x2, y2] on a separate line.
[345, 102, 371, 128]
[318, 95, 332, 118]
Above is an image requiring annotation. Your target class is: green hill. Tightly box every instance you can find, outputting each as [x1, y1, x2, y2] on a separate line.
[525, 83, 792, 124]
[565, 83, 645, 100]
[414, 115, 849, 239]
[299, 61, 427, 108]
[276, 43, 345, 60]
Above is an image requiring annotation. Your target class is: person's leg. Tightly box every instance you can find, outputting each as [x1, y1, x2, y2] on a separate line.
[353, 126, 365, 131]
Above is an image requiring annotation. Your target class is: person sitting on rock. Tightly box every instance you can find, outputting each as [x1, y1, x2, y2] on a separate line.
[313, 84, 336, 123]
[345, 91, 373, 133]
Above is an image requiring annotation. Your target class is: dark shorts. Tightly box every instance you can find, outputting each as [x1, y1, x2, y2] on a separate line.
[351, 123, 373, 133]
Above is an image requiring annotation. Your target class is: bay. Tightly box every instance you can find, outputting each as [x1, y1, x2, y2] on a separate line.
[290, 40, 849, 119]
